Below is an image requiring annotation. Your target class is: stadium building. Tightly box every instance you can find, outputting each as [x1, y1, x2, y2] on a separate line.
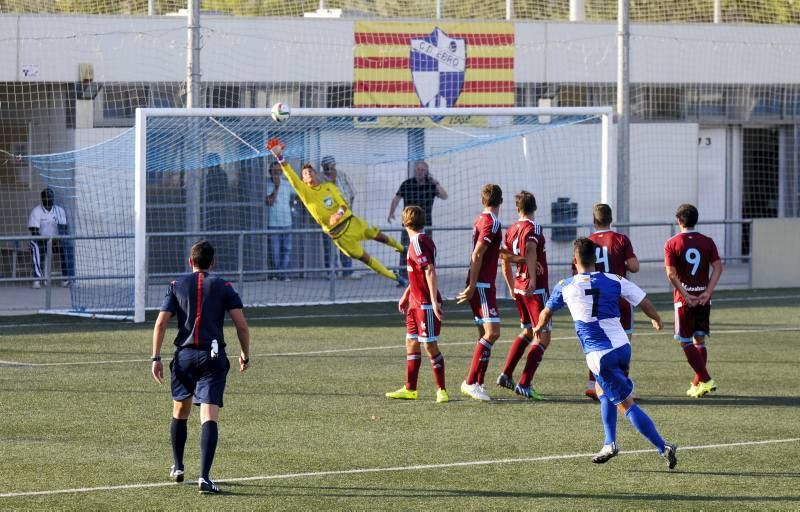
[0, 5, 798, 315]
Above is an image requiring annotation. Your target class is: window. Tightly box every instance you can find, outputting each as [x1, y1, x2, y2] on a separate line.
[100, 84, 148, 124]
[556, 84, 590, 107]
[632, 84, 683, 121]
[149, 84, 181, 108]
[686, 84, 727, 119]
[326, 83, 353, 108]
[207, 84, 241, 108]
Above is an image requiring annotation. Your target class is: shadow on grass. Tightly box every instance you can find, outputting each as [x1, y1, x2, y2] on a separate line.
[231, 483, 800, 503]
[629, 469, 800, 478]
[623, 394, 800, 408]
[462, 393, 800, 408]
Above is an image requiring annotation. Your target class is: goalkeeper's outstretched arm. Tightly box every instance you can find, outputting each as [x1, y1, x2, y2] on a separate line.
[266, 138, 304, 190]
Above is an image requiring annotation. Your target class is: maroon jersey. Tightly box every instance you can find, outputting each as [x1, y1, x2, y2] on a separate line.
[664, 231, 721, 305]
[407, 232, 442, 305]
[469, 211, 502, 285]
[589, 230, 636, 277]
[505, 219, 548, 292]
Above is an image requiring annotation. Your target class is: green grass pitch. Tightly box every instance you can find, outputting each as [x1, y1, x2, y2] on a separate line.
[1, 288, 799, 510]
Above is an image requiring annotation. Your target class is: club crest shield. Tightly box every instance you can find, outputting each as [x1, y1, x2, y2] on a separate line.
[410, 28, 466, 108]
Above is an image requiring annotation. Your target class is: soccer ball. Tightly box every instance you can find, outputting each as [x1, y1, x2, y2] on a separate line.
[271, 102, 290, 123]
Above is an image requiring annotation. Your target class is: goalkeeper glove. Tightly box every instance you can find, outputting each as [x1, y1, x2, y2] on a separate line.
[266, 138, 286, 162]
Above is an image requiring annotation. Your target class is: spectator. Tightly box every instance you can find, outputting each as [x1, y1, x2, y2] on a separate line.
[321, 155, 358, 279]
[387, 160, 448, 277]
[204, 153, 228, 205]
[204, 153, 233, 271]
[265, 160, 296, 281]
[28, 187, 74, 288]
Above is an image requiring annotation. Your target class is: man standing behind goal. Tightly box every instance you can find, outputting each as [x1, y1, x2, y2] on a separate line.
[584, 203, 640, 400]
[664, 203, 723, 398]
[387, 160, 448, 278]
[385, 206, 448, 403]
[457, 184, 504, 402]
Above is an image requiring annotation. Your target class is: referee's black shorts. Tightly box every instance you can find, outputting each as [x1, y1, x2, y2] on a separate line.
[170, 347, 230, 407]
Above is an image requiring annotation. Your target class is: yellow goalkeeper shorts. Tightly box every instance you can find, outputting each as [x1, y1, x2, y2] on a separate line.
[330, 215, 379, 260]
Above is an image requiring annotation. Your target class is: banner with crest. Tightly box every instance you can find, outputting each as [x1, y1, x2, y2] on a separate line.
[353, 21, 515, 127]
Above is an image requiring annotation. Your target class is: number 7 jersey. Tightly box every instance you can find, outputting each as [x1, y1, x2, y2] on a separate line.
[546, 272, 646, 355]
[664, 231, 720, 305]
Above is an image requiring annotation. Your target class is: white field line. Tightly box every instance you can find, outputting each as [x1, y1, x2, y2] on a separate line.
[1, 294, 798, 330]
[1, 437, 798, 499]
[2, 326, 799, 368]
[241, 293, 800, 321]
[709, 294, 800, 303]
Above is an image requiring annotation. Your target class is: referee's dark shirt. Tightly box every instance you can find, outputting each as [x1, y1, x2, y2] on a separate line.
[160, 271, 243, 350]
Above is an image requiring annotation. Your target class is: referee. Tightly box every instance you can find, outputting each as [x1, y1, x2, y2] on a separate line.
[150, 239, 251, 494]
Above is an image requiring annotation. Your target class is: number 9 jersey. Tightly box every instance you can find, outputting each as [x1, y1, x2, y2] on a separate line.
[663, 231, 721, 305]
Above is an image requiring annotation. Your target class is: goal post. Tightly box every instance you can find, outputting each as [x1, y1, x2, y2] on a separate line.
[134, 106, 613, 323]
[134, 109, 148, 324]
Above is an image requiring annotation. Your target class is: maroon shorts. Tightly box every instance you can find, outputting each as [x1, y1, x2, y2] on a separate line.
[469, 284, 500, 325]
[406, 303, 441, 343]
[513, 288, 551, 332]
[673, 302, 711, 342]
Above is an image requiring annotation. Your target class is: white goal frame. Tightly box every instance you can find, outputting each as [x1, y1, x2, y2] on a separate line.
[133, 106, 614, 322]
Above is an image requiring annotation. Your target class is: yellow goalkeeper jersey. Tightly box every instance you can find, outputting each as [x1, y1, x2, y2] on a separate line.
[280, 161, 352, 233]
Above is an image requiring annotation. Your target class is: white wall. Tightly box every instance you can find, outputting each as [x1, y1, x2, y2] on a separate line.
[0, 16, 354, 83]
[2, 16, 800, 84]
[697, 127, 728, 252]
[751, 218, 800, 288]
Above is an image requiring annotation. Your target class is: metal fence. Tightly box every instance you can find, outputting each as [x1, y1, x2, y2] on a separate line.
[0, 220, 753, 316]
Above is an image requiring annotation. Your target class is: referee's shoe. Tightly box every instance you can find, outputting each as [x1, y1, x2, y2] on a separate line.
[199, 477, 221, 494]
[169, 465, 184, 483]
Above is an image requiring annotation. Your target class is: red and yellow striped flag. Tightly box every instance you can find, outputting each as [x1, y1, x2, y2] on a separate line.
[354, 21, 515, 109]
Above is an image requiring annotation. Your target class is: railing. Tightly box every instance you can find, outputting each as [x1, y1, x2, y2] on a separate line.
[0, 219, 753, 314]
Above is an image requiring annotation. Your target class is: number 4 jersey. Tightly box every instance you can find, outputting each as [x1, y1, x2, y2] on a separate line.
[588, 230, 635, 276]
[664, 231, 721, 306]
[546, 272, 646, 355]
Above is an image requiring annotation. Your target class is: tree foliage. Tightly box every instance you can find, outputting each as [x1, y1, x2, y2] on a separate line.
[1, 0, 799, 23]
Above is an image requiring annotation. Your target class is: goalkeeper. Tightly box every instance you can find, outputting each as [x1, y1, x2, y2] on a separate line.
[267, 139, 407, 286]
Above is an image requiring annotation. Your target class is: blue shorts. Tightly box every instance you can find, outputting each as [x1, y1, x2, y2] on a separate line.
[587, 344, 633, 405]
[170, 347, 230, 407]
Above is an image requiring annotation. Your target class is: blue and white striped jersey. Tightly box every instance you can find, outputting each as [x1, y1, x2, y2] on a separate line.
[546, 272, 646, 354]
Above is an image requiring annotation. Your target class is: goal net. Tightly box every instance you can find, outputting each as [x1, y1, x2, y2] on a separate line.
[29, 107, 612, 320]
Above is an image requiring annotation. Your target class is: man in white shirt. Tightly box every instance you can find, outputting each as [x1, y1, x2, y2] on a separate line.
[28, 187, 73, 288]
